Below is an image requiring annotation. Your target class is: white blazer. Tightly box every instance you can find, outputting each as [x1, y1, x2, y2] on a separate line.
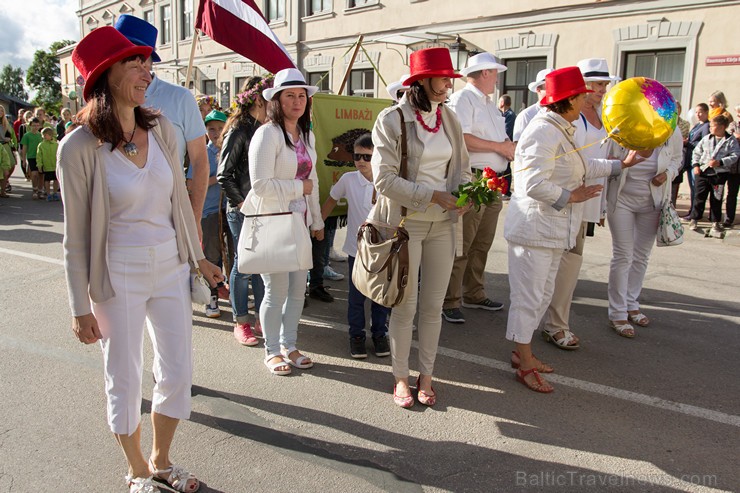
[605, 129, 683, 214]
[241, 123, 324, 232]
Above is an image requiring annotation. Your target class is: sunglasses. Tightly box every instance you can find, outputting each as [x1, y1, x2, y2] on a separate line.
[353, 153, 372, 162]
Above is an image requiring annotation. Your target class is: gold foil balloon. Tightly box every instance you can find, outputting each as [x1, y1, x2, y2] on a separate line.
[602, 77, 678, 151]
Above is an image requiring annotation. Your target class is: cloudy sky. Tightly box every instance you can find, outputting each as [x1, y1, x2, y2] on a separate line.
[0, 0, 79, 71]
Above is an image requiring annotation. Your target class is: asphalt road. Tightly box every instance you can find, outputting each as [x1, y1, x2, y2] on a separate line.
[0, 168, 738, 493]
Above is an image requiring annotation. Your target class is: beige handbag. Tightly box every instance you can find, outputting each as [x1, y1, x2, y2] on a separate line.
[351, 108, 411, 307]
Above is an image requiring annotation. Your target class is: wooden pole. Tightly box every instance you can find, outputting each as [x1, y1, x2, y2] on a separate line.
[184, 29, 200, 90]
[338, 35, 364, 95]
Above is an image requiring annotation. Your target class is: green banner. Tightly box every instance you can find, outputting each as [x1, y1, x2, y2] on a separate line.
[312, 93, 392, 216]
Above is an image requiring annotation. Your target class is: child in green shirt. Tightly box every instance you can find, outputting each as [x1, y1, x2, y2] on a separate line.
[20, 117, 43, 199]
[36, 127, 59, 201]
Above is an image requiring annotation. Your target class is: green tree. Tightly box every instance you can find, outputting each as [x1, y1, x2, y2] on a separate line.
[0, 65, 28, 100]
[26, 40, 75, 114]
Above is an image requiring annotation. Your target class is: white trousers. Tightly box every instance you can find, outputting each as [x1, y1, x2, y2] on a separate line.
[92, 238, 193, 435]
[607, 205, 659, 321]
[260, 269, 308, 358]
[389, 219, 455, 377]
[506, 243, 564, 344]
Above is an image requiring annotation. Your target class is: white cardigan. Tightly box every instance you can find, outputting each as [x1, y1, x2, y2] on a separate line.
[605, 129, 683, 214]
[241, 123, 324, 232]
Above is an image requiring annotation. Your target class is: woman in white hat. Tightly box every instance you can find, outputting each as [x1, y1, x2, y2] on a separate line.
[542, 58, 620, 350]
[243, 68, 324, 375]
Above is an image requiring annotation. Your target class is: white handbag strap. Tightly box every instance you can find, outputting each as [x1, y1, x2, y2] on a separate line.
[178, 208, 200, 273]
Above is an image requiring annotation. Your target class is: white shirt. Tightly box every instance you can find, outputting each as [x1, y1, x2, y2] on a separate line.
[513, 102, 546, 142]
[574, 112, 609, 223]
[104, 132, 176, 247]
[618, 150, 659, 212]
[448, 83, 510, 172]
[413, 102, 452, 222]
[329, 171, 375, 257]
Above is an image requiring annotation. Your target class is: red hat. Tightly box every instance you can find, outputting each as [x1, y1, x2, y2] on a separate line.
[403, 47, 462, 86]
[540, 66, 593, 105]
[72, 26, 152, 102]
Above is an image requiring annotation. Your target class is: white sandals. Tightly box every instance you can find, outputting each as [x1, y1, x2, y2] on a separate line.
[264, 354, 292, 375]
[281, 347, 314, 369]
[149, 460, 200, 492]
[628, 312, 650, 327]
[541, 329, 580, 350]
[610, 320, 635, 338]
[126, 475, 161, 493]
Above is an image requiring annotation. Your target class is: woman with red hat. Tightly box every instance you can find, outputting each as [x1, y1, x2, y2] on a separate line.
[369, 47, 472, 408]
[58, 26, 223, 492]
[504, 66, 641, 393]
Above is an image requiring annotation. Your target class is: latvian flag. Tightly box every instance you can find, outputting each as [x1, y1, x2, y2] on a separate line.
[196, 0, 296, 74]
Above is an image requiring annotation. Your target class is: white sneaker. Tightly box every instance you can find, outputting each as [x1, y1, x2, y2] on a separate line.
[205, 296, 221, 318]
[329, 248, 347, 262]
[324, 265, 345, 281]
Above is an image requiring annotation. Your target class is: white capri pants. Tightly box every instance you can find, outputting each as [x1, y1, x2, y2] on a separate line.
[389, 219, 455, 378]
[506, 243, 564, 344]
[92, 238, 193, 435]
[607, 204, 660, 321]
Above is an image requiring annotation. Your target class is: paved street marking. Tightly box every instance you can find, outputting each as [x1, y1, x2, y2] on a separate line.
[4, 244, 737, 429]
[0, 246, 64, 266]
[300, 317, 740, 429]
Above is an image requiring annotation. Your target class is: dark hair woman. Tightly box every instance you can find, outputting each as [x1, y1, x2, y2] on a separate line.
[243, 68, 324, 376]
[217, 74, 273, 346]
[369, 47, 472, 408]
[59, 26, 223, 493]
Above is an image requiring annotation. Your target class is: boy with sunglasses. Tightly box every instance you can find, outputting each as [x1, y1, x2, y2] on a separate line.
[321, 133, 391, 359]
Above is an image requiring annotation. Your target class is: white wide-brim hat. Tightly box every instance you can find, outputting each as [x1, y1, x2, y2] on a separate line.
[577, 58, 620, 82]
[262, 68, 319, 101]
[386, 74, 410, 101]
[528, 68, 555, 93]
[460, 52, 507, 77]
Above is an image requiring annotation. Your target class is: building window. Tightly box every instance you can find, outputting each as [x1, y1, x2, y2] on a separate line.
[347, 0, 375, 6]
[144, 9, 154, 26]
[308, 71, 330, 93]
[181, 0, 193, 39]
[202, 79, 217, 96]
[502, 57, 547, 113]
[306, 0, 331, 15]
[266, 0, 285, 21]
[623, 50, 685, 102]
[347, 69, 374, 97]
[160, 5, 171, 44]
[235, 77, 247, 93]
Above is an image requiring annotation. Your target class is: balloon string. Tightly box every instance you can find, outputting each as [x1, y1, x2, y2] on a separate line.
[513, 129, 620, 173]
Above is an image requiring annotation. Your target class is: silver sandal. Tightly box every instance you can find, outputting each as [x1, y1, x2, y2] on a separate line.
[126, 475, 161, 493]
[541, 329, 580, 350]
[149, 460, 200, 492]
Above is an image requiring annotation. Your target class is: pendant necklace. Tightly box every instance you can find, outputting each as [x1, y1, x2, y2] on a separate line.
[123, 125, 138, 157]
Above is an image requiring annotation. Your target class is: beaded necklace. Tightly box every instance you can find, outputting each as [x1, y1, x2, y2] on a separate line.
[415, 106, 442, 133]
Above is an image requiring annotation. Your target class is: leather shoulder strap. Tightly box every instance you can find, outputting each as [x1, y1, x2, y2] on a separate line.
[396, 107, 408, 217]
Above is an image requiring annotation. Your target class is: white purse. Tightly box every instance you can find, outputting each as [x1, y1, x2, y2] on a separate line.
[180, 209, 213, 304]
[237, 193, 312, 275]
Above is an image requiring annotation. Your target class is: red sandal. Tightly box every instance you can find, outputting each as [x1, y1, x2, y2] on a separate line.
[393, 384, 414, 408]
[515, 367, 554, 393]
[415, 377, 436, 406]
[510, 351, 554, 373]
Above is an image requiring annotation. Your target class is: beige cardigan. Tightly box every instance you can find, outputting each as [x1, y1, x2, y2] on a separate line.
[58, 116, 204, 317]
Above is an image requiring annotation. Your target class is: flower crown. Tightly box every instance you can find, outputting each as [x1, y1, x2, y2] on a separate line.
[231, 75, 274, 110]
[196, 95, 221, 111]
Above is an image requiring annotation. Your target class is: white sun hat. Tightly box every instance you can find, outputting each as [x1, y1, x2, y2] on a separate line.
[577, 58, 620, 82]
[528, 68, 555, 93]
[262, 68, 319, 101]
[386, 74, 410, 102]
[460, 53, 507, 77]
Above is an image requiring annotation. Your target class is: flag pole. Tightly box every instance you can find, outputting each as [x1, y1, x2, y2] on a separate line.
[185, 28, 200, 91]
[338, 35, 364, 95]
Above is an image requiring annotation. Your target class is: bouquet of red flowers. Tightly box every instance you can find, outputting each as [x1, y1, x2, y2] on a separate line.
[453, 167, 509, 210]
